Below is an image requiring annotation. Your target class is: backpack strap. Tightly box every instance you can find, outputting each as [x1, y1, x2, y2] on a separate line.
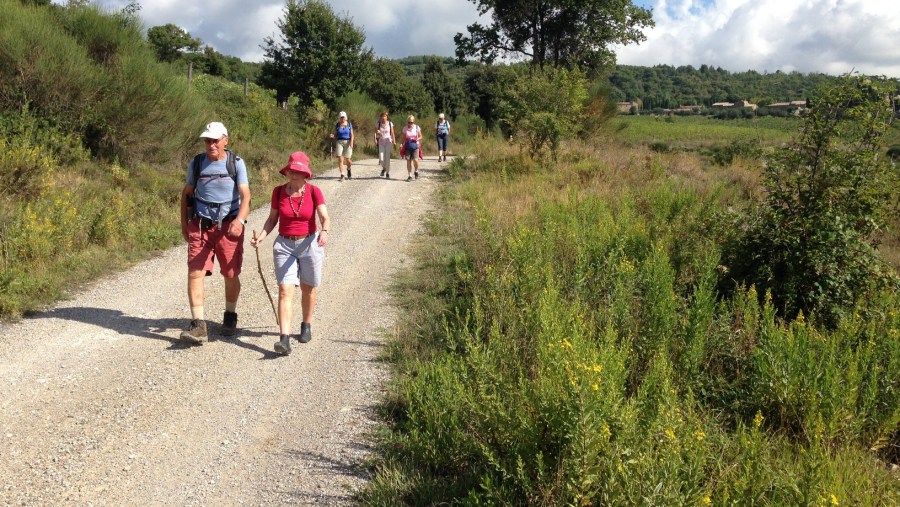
[192, 150, 238, 189]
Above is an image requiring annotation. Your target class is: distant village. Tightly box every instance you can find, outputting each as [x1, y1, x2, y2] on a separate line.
[616, 99, 808, 115]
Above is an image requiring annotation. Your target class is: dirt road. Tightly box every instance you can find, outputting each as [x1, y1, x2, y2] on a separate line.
[0, 157, 443, 505]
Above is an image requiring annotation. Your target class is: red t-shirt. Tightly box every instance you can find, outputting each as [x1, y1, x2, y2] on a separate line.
[271, 183, 325, 236]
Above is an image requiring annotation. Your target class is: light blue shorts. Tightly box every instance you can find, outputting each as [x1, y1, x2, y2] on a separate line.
[273, 234, 325, 287]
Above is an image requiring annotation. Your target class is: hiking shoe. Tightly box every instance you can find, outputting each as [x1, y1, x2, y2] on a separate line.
[179, 319, 207, 344]
[221, 311, 238, 337]
[385, 172, 390, 179]
[339, 174, 344, 181]
[414, 170, 419, 179]
[406, 176, 412, 182]
[347, 165, 352, 179]
[274, 334, 292, 355]
[380, 168, 386, 177]
[296, 323, 312, 344]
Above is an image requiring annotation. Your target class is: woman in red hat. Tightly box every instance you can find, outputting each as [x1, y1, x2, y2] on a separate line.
[251, 151, 330, 355]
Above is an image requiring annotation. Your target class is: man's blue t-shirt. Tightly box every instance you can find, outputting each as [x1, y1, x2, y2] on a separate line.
[186, 155, 249, 221]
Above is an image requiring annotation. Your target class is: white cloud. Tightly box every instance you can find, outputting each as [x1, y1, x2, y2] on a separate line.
[617, 0, 900, 76]
[58, 1, 900, 76]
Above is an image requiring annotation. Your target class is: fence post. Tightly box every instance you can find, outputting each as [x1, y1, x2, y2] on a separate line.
[188, 62, 193, 90]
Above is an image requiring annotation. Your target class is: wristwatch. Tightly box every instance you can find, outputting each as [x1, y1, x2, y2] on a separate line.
[238, 218, 247, 225]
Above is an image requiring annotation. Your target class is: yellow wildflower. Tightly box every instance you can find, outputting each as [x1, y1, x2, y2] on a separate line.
[830, 494, 839, 505]
[701, 496, 712, 505]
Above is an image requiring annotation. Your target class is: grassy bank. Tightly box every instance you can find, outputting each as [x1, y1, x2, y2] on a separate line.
[360, 136, 900, 504]
[0, 3, 313, 319]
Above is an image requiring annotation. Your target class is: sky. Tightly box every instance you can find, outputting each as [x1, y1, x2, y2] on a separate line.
[60, 0, 900, 77]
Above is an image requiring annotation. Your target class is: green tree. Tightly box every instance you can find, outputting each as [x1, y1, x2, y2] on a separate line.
[421, 56, 467, 118]
[259, 0, 370, 109]
[498, 66, 588, 159]
[147, 23, 200, 62]
[363, 58, 432, 117]
[722, 75, 899, 326]
[455, 0, 653, 73]
[462, 63, 518, 129]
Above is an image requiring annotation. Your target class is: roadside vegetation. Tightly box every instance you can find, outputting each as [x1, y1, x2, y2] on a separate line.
[361, 76, 900, 504]
[0, 1, 302, 317]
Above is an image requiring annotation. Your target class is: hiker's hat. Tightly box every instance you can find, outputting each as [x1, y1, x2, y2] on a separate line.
[199, 121, 228, 140]
[338, 111, 347, 118]
[439, 113, 445, 119]
[280, 151, 312, 177]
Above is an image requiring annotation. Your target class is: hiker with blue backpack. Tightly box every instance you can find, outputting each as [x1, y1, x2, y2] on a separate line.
[375, 111, 395, 178]
[401, 115, 422, 181]
[329, 111, 354, 181]
[435, 113, 451, 162]
[179, 121, 251, 344]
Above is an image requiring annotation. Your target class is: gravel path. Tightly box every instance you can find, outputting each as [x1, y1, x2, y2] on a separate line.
[0, 156, 444, 505]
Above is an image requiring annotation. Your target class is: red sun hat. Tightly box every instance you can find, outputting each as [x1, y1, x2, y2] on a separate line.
[280, 151, 312, 177]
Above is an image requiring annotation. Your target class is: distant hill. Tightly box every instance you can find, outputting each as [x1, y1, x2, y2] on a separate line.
[608, 64, 838, 109]
[393, 58, 843, 111]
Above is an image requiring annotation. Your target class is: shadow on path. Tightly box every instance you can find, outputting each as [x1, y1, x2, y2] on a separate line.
[31, 306, 281, 359]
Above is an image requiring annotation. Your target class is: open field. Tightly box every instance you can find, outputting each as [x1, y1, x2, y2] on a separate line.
[610, 114, 798, 148]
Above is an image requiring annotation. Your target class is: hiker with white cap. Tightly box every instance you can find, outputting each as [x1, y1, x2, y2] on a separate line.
[329, 111, 354, 181]
[435, 112, 451, 162]
[179, 121, 251, 344]
[251, 151, 330, 355]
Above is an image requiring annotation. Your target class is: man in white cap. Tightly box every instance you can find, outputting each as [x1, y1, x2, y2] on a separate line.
[179, 121, 252, 344]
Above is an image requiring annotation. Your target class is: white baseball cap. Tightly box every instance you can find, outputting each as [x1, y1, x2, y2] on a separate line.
[338, 111, 347, 118]
[439, 113, 445, 119]
[199, 121, 228, 139]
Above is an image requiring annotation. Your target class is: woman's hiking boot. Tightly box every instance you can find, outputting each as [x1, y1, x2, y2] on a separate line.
[274, 334, 292, 355]
[221, 311, 238, 337]
[179, 319, 207, 345]
[346, 161, 352, 179]
[297, 322, 312, 343]
[380, 168, 386, 177]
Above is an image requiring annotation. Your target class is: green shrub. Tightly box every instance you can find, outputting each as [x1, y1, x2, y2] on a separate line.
[722, 75, 900, 326]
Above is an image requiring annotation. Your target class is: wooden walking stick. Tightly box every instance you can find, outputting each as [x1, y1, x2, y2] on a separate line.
[253, 230, 279, 326]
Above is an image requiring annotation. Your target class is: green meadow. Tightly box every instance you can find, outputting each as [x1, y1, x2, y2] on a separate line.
[611, 115, 797, 148]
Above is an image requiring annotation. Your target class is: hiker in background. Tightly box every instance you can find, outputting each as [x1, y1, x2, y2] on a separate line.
[250, 151, 330, 356]
[330, 111, 354, 181]
[401, 115, 422, 182]
[375, 111, 395, 178]
[435, 112, 451, 162]
[179, 121, 251, 344]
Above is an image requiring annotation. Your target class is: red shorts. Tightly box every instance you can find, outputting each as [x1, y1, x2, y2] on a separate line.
[187, 218, 244, 277]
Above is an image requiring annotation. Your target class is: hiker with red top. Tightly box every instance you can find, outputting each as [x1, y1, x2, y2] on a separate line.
[179, 121, 251, 345]
[251, 151, 330, 356]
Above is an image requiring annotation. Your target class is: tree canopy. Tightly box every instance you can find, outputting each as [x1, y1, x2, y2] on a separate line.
[454, 0, 654, 72]
[147, 23, 200, 63]
[258, 0, 370, 109]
